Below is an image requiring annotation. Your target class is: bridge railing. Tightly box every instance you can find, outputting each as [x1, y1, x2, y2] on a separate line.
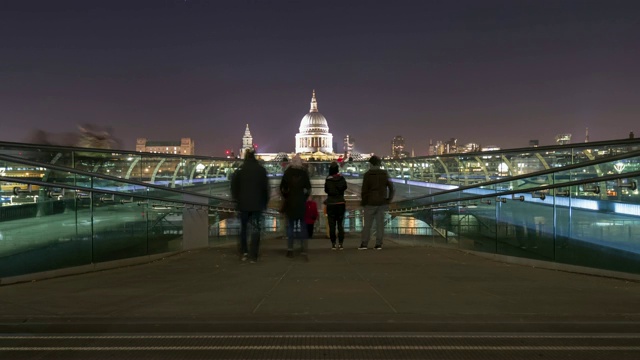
[0, 153, 235, 208]
[0, 141, 239, 191]
[387, 149, 640, 275]
[4, 138, 640, 191]
[2, 140, 640, 280]
[391, 148, 640, 210]
[0, 178, 209, 281]
[379, 138, 640, 187]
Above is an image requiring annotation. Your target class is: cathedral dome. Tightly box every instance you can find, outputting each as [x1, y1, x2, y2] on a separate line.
[299, 112, 329, 134]
[298, 90, 329, 134]
[295, 90, 333, 154]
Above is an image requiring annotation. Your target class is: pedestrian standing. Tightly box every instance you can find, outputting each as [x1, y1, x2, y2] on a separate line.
[359, 155, 394, 250]
[230, 149, 270, 262]
[324, 161, 347, 250]
[279, 154, 312, 259]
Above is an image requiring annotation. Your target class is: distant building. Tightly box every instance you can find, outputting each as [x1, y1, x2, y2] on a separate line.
[432, 140, 444, 155]
[136, 138, 195, 155]
[239, 124, 255, 156]
[461, 143, 480, 153]
[429, 138, 482, 155]
[295, 90, 333, 154]
[444, 138, 458, 154]
[529, 140, 539, 147]
[585, 128, 589, 143]
[555, 133, 572, 145]
[254, 90, 339, 161]
[392, 135, 407, 158]
[343, 135, 355, 158]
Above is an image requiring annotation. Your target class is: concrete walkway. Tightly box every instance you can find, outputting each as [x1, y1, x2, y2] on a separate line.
[1, 235, 639, 334]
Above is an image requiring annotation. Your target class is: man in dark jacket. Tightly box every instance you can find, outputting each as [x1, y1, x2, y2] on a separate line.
[279, 154, 312, 259]
[324, 161, 347, 250]
[231, 149, 270, 262]
[359, 155, 395, 250]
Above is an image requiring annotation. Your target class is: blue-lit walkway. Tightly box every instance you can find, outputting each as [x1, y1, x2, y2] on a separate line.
[1, 236, 639, 359]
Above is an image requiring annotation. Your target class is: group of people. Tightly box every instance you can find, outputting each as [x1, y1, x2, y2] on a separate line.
[230, 150, 394, 263]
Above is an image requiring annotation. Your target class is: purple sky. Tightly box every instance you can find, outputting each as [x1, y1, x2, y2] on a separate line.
[1, 0, 639, 156]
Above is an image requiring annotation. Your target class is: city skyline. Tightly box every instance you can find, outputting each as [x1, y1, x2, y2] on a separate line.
[1, 0, 639, 156]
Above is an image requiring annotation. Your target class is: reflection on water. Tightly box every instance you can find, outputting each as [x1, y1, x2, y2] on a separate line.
[212, 214, 284, 236]
[391, 216, 433, 236]
[212, 211, 433, 237]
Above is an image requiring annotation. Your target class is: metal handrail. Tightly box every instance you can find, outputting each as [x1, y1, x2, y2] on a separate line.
[0, 153, 233, 203]
[390, 169, 640, 214]
[391, 148, 640, 204]
[0, 175, 225, 211]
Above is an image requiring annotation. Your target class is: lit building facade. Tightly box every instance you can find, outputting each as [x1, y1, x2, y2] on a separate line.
[429, 138, 460, 155]
[481, 145, 501, 151]
[444, 138, 458, 154]
[461, 143, 480, 153]
[555, 133, 572, 145]
[295, 90, 333, 154]
[240, 124, 255, 156]
[392, 135, 406, 158]
[136, 138, 195, 155]
[343, 135, 355, 158]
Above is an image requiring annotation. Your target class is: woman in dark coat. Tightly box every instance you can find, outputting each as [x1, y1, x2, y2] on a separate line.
[324, 162, 347, 250]
[279, 154, 311, 258]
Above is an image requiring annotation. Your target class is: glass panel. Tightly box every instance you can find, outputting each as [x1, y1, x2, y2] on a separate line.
[0, 156, 233, 210]
[0, 180, 92, 277]
[146, 200, 184, 255]
[92, 194, 150, 262]
[495, 194, 554, 260]
[455, 200, 497, 253]
[556, 178, 640, 274]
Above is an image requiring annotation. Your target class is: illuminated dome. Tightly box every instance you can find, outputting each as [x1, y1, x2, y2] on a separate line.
[299, 112, 329, 133]
[295, 90, 333, 153]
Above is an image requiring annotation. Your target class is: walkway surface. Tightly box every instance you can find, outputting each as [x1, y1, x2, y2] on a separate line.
[1, 235, 640, 359]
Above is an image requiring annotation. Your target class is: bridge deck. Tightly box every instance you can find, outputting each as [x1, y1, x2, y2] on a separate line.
[1, 235, 638, 334]
[2, 235, 640, 358]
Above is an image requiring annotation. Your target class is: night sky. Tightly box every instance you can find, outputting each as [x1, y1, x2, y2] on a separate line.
[1, 0, 639, 156]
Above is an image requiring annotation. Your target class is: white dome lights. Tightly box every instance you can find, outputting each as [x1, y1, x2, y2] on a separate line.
[295, 90, 333, 153]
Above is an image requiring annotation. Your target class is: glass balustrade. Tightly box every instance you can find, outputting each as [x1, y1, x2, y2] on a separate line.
[2, 140, 640, 279]
[0, 178, 200, 278]
[387, 160, 640, 274]
[0, 155, 235, 209]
